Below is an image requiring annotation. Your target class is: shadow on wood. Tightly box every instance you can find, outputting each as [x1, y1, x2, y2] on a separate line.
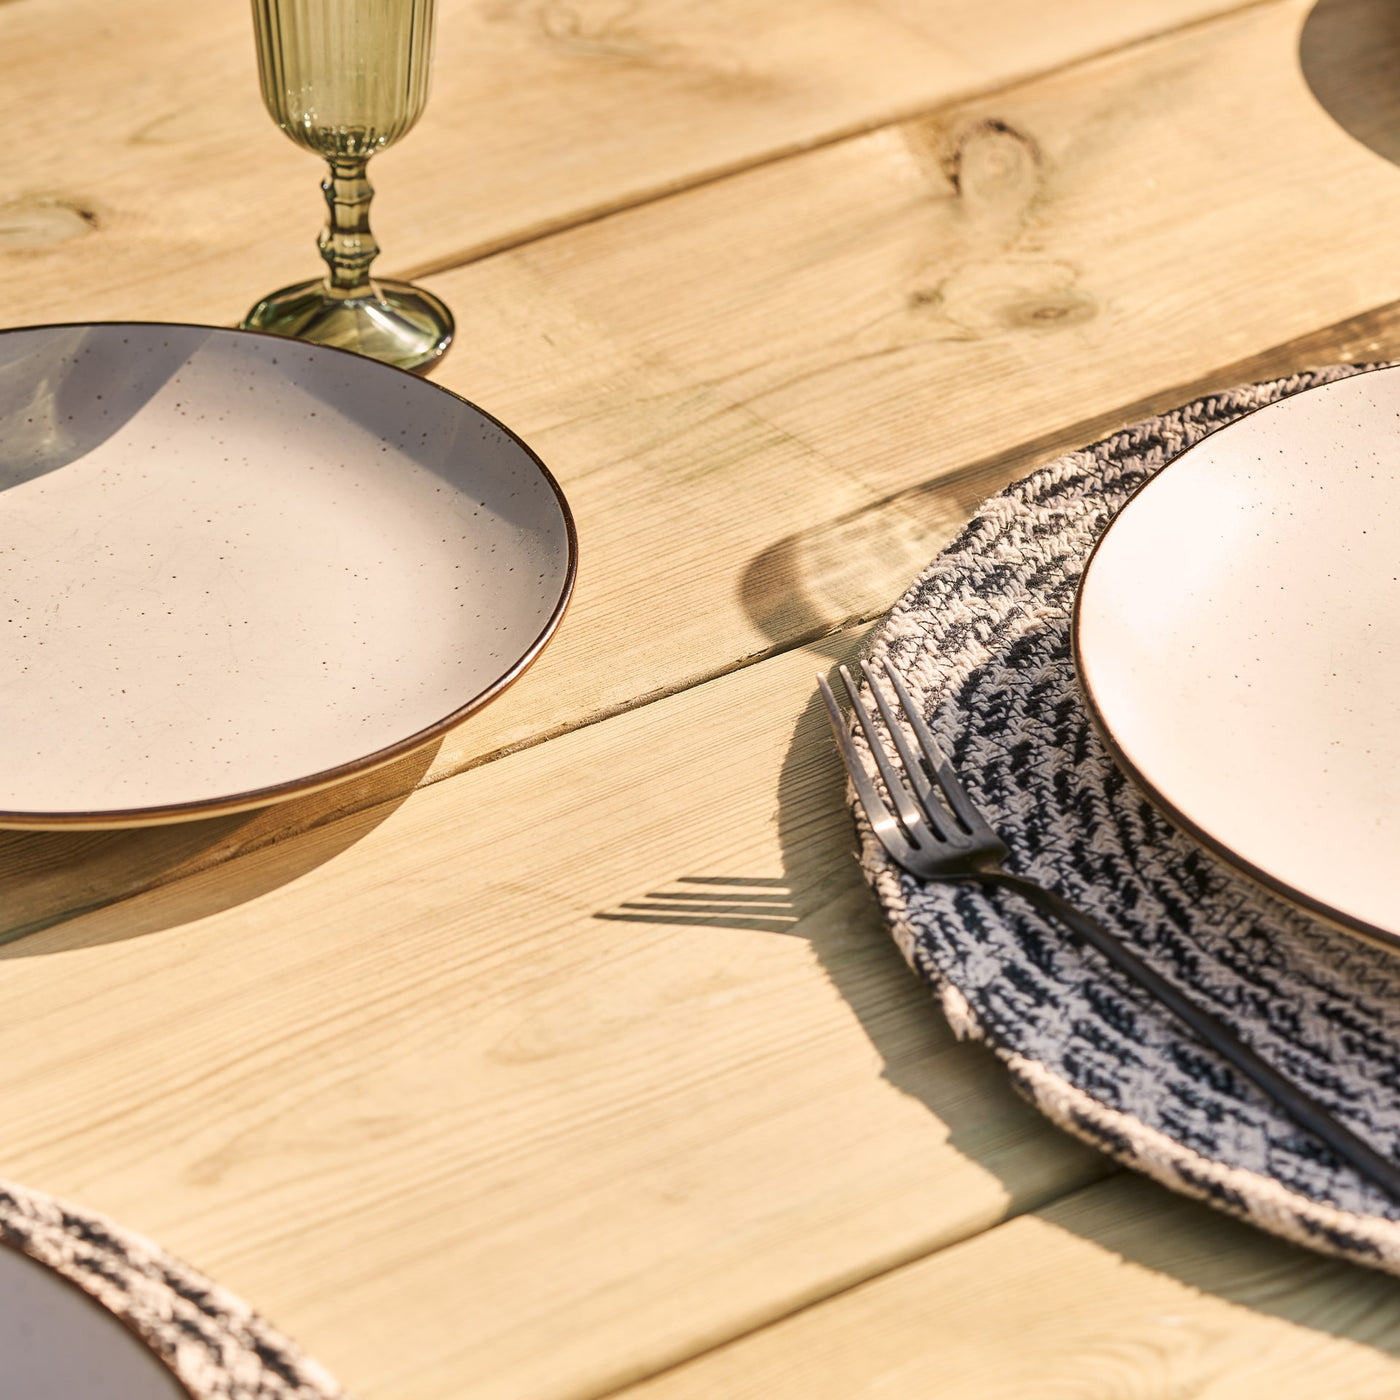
[737, 291, 1400, 662]
[1049, 1173, 1400, 1360]
[0, 742, 440, 954]
[738, 466, 997, 659]
[595, 876, 805, 935]
[770, 632, 1114, 1208]
[1300, 0, 1400, 166]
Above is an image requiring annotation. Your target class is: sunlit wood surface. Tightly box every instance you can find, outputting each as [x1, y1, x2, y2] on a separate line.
[4, 0, 1400, 1396]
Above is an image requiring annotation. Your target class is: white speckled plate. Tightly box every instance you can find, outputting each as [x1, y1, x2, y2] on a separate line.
[0, 1243, 187, 1399]
[1074, 365, 1400, 945]
[0, 323, 575, 828]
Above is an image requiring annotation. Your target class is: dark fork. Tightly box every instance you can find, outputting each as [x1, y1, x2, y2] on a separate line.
[819, 656, 1400, 1201]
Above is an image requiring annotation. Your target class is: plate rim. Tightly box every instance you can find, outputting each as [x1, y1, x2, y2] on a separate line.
[0, 319, 579, 829]
[1071, 362, 1400, 952]
[0, 1233, 197, 1400]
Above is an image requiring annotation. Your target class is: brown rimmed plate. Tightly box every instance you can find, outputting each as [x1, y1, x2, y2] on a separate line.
[1073, 365, 1400, 946]
[0, 322, 576, 828]
[0, 1240, 189, 1399]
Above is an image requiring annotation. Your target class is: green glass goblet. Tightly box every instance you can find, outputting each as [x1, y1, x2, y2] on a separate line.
[241, 0, 453, 373]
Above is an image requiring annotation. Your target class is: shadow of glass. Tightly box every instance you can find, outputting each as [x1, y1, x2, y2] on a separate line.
[0, 325, 201, 493]
[739, 443, 1063, 661]
[0, 741, 439, 955]
[739, 480, 984, 661]
[1300, 0, 1400, 166]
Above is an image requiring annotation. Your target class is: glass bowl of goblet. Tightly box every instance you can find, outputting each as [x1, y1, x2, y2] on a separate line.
[241, 0, 453, 373]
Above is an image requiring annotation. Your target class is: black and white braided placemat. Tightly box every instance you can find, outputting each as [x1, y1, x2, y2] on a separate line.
[0, 1177, 342, 1399]
[857, 364, 1400, 1270]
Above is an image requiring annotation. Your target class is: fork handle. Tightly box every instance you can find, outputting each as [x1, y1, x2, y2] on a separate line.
[970, 869, 1400, 1201]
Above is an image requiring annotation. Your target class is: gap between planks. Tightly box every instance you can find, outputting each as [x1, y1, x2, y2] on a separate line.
[9, 292, 1400, 948]
[389, 0, 1289, 285]
[425, 290, 1400, 781]
[12, 0, 1400, 960]
[603, 1172, 1400, 1400]
[0, 628, 1115, 1400]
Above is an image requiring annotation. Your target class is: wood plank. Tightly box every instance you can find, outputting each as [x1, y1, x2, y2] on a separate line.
[614, 1174, 1400, 1399]
[0, 0, 1248, 330]
[0, 630, 1110, 1400]
[391, 0, 1400, 789]
[9, 0, 1400, 937]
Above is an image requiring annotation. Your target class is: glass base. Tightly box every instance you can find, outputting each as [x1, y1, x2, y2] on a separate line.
[240, 277, 454, 374]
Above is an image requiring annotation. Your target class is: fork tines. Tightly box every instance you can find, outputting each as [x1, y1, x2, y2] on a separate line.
[818, 658, 994, 863]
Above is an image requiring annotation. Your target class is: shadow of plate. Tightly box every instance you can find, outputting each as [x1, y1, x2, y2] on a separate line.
[0, 742, 439, 956]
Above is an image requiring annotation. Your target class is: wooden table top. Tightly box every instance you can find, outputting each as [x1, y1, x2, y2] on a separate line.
[5, 0, 1400, 1395]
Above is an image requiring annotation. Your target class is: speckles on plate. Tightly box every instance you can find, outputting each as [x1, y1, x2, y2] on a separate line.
[1077, 363, 1400, 938]
[0, 322, 575, 823]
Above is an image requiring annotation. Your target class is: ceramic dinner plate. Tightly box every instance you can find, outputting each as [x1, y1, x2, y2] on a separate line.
[0, 1244, 186, 1398]
[1074, 366, 1400, 944]
[0, 323, 575, 827]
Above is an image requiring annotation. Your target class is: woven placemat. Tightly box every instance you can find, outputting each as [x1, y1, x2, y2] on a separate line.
[857, 364, 1400, 1271]
[0, 1177, 342, 1399]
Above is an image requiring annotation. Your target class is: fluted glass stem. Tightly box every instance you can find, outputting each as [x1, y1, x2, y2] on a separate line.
[242, 0, 452, 371]
[320, 158, 379, 297]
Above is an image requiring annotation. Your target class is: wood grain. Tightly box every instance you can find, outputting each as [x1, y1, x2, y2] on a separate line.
[10, 0, 1400, 949]
[616, 1174, 1400, 1400]
[2, 3, 1398, 1396]
[0, 632, 1109, 1400]
[0, 0, 1251, 331]
[399, 0, 1400, 787]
